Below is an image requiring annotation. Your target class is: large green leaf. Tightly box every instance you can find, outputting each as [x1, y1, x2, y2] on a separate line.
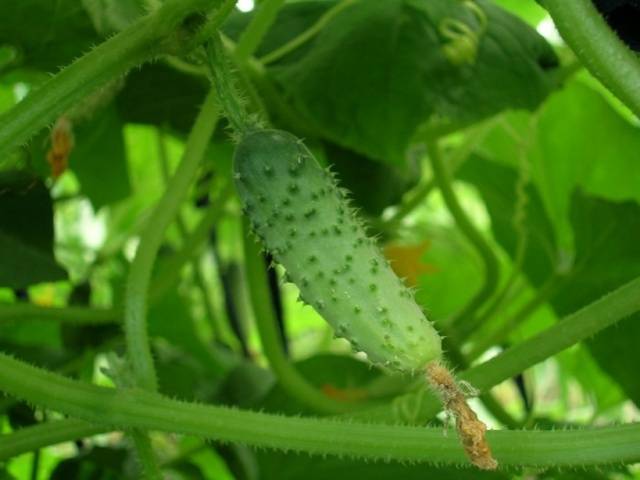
[479, 79, 640, 252]
[0, 171, 67, 287]
[0, 0, 98, 72]
[267, 0, 558, 167]
[560, 193, 640, 405]
[459, 155, 559, 285]
[460, 155, 640, 406]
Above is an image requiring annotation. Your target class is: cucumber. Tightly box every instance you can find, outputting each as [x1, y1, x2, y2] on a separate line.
[233, 129, 442, 373]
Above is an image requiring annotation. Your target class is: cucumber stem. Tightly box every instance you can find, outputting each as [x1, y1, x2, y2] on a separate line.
[426, 361, 497, 470]
[207, 33, 256, 134]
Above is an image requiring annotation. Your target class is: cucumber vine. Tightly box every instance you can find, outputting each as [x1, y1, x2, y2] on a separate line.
[0, 0, 639, 477]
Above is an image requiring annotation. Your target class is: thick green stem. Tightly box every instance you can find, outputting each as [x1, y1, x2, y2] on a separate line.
[124, 88, 220, 392]
[207, 34, 255, 134]
[540, 0, 640, 118]
[242, 222, 356, 413]
[121, 88, 219, 479]
[0, 351, 638, 467]
[359, 275, 640, 423]
[234, 0, 287, 62]
[427, 141, 500, 334]
[0, 0, 218, 155]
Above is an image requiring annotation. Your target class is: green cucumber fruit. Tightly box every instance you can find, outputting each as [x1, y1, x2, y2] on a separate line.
[233, 129, 442, 373]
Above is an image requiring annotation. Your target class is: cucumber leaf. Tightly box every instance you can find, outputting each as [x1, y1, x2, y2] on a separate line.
[266, 0, 558, 167]
[461, 155, 640, 407]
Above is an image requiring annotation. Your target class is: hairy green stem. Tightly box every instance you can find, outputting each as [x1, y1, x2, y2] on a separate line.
[5, 265, 634, 466]
[0, 351, 638, 467]
[260, 0, 358, 65]
[0, 0, 219, 155]
[207, 34, 255, 134]
[193, 0, 240, 47]
[540, 0, 640, 118]
[125, 88, 220, 392]
[359, 275, 640, 423]
[235, 0, 287, 62]
[125, 88, 220, 475]
[427, 141, 500, 335]
[242, 222, 356, 413]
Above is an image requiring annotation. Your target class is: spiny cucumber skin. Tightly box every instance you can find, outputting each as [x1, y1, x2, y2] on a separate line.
[234, 129, 442, 373]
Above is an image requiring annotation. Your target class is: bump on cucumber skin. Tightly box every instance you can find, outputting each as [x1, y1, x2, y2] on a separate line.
[234, 129, 442, 373]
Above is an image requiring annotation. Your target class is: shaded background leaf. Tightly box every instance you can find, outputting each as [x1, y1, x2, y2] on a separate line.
[0, 171, 67, 288]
